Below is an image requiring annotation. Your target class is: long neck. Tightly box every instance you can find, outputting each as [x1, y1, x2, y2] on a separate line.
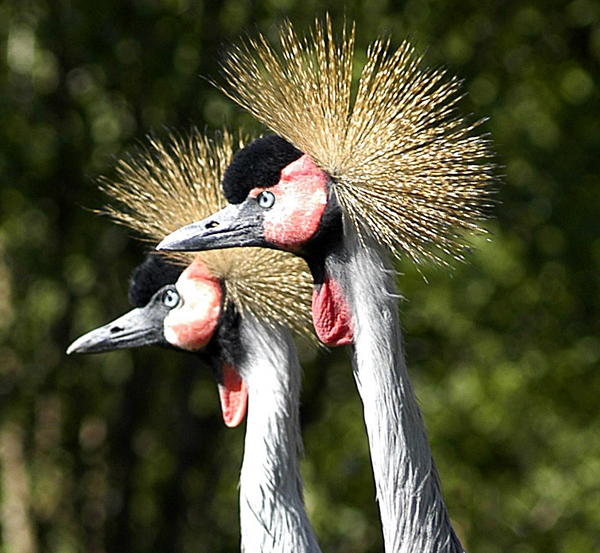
[237, 317, 321, 553]
[325, 226, 464, 553]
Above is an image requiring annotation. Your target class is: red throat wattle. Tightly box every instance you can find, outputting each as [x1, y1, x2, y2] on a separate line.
[312, 274, 354, 346]
[218, 363, 248, 428]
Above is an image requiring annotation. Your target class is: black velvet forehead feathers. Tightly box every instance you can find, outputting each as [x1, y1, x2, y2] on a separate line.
[128, 253, 186, 307]
[222, 135, 303, 204]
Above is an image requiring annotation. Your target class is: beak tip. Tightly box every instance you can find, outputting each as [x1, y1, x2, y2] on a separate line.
[66, 338, 83, 355]
[156, 233, 184, 252]
[155, 237, 170, 251]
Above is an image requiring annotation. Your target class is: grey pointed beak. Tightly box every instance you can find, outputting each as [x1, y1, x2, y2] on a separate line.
[67, 307, 164, 354]
[157, 202, 267, 252]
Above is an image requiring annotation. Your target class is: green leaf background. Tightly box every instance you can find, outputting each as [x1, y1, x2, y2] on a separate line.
[1, 1, 599, 552]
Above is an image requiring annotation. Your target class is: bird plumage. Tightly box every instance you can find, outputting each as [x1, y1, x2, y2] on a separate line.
[327, 228, 464, 552]
[215, 17, 495, 549]
[219, 15, 494, 267]
[237, 317, 319, 552]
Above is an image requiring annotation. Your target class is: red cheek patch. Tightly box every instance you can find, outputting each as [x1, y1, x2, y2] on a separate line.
[183, 259, 216, 282]
[170, 317, 218, 351]
[218, 363, 248, 428]
[311, 274, 354, 346]
[252, 155, 329, 250]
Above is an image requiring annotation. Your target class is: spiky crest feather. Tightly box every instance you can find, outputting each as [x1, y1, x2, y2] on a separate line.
[99, 128, 315, 342]
[219, 15, 495, 266]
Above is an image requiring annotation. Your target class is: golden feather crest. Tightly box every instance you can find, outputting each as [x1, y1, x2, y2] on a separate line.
[99, 128, 316, 342]
[219, 15, 495, 266]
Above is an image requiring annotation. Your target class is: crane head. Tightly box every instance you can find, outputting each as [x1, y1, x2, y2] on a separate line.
[67, 254, 248, 428]
[157, 136, 342, 264]
[68, 255, 222, 354]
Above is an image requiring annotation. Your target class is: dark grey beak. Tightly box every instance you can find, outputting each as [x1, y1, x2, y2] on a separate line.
[67, 306, 165, 354]
[157, 202, 267, 252]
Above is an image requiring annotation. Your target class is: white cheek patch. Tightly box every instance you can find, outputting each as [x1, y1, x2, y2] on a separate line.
[272, 186, 327, 222]
[164, 276, 222, 351]
[261, 156, 329, 249]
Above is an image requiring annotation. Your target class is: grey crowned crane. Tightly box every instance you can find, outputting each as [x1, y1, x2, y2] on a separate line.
[158, 18, 495, 553]
[68, 130, 322, 553]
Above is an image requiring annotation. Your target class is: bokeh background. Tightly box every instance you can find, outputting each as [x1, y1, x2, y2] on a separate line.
[1, 1, 599, 552]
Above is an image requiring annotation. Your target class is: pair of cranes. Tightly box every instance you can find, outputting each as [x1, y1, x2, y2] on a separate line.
[69, 17, 493, 553]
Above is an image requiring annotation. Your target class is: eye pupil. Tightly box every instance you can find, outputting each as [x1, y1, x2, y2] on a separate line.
[257, 191, 275, 209]
[162, 289, 180, 308]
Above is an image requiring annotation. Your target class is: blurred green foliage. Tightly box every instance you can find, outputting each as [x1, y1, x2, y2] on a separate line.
[1, 0, 599, 552]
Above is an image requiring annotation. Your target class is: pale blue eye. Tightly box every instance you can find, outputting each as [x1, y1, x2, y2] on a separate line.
[257, 191, 275, 209]
[162, 289, 180, 308]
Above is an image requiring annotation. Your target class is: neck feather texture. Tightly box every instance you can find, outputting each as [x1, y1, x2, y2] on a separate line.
[237, 317, 321, 553]
[324, 225, 464, 553]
